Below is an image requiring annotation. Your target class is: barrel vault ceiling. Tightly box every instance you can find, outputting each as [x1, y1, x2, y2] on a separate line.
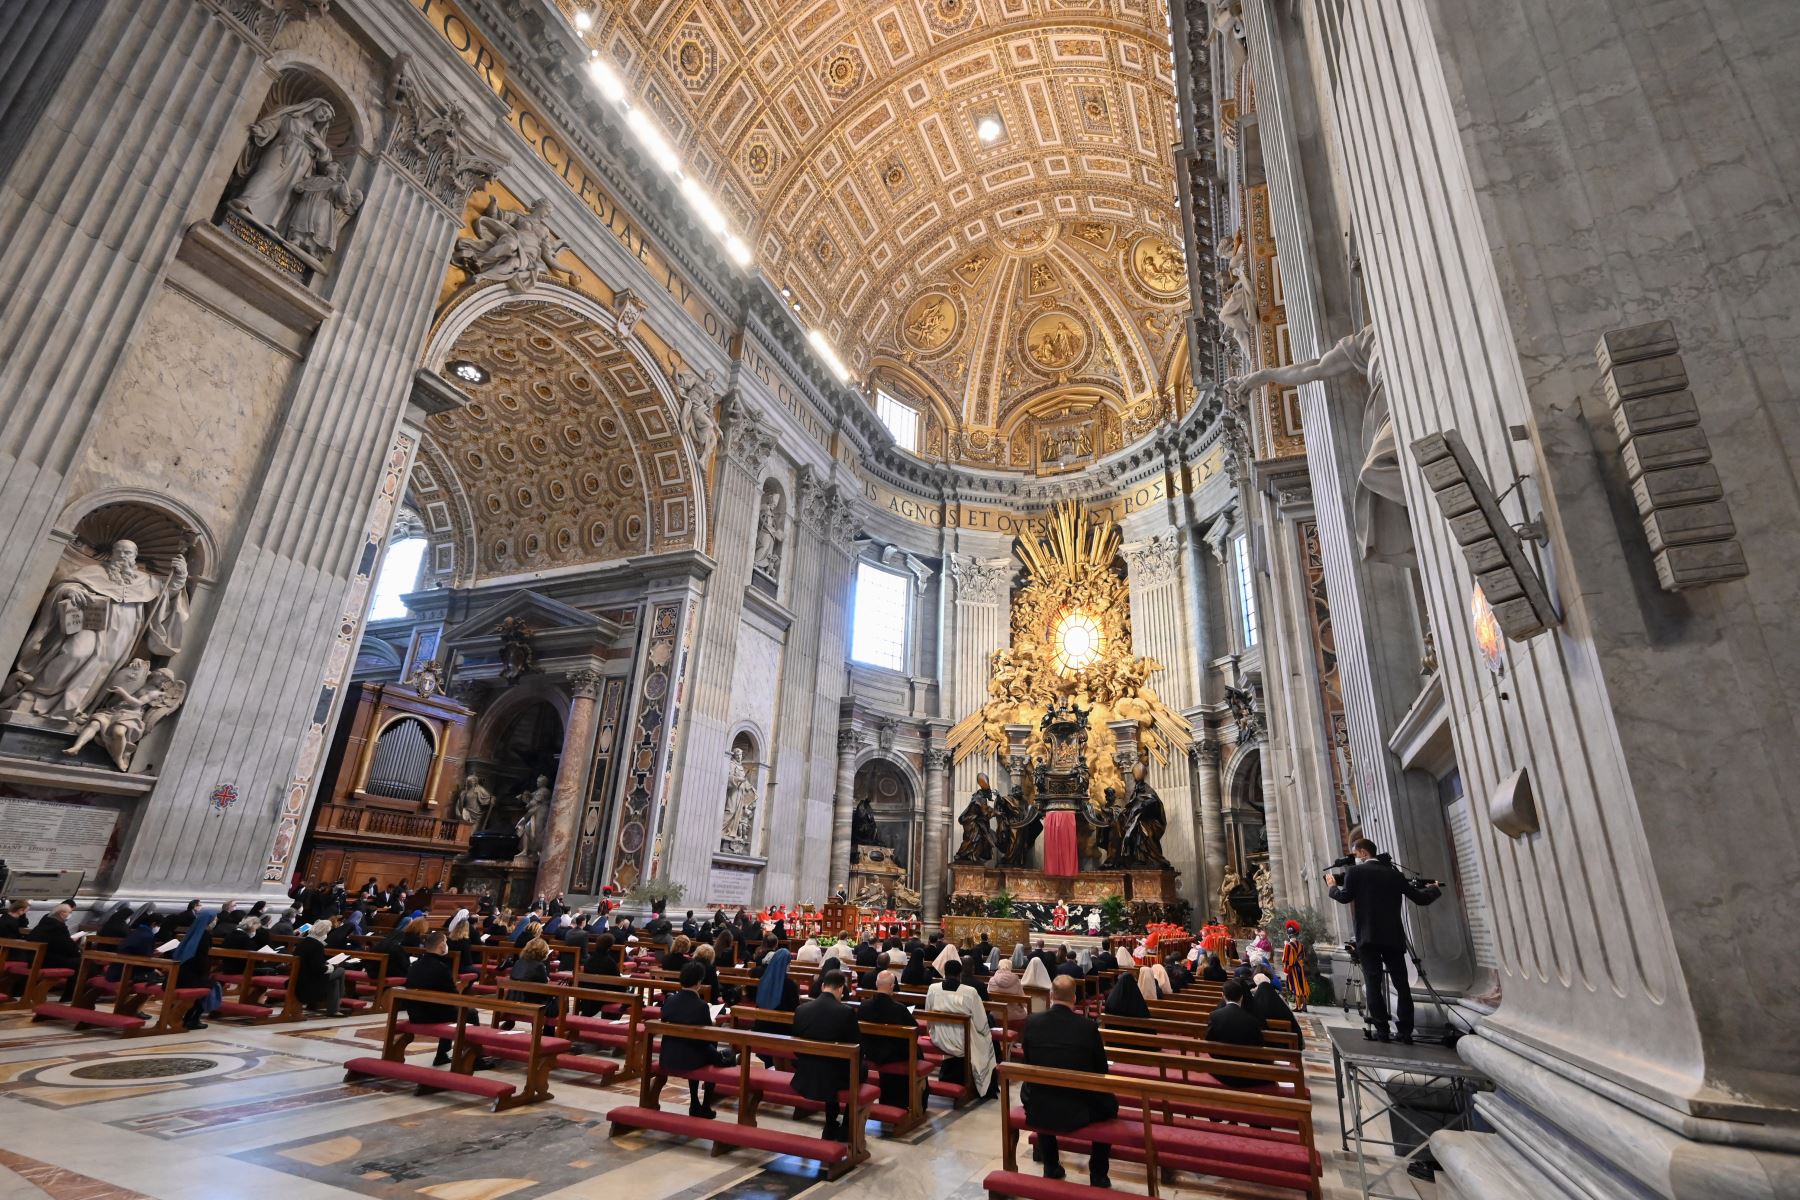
[569, 0, 1193, 473]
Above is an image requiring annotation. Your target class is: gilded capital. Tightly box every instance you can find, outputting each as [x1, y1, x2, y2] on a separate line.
[567, 669, 603, 700]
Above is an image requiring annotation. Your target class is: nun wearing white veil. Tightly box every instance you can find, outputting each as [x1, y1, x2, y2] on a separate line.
[1020, 955, 1054, 1013]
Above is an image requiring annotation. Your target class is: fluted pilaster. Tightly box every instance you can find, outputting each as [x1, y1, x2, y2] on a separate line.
[536, 670, 602, 899]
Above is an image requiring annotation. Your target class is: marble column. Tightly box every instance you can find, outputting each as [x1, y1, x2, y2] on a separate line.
[535, 669, 602, 900]
[920, 746, 950, 927]
[803, 491, 857, 894]
[659, 394, 774, 901]
[0, 0, 269, 659]
[1259, 737, 1284, 908]
[763, 467, 829, 900]
[828, 727, 864, 893]
[115, 68, 503, 896]
[1192, 740, 1227, 918]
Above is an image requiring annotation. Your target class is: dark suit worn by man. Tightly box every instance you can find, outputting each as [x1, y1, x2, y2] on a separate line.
[857, 988, 918, 1109]
[1205, 989, 1267, 1088]
[1021, 994, 1116, 1187]
[1328, 851, 1441, 1041]
[404, 948, 478, 1065]
[792, 986, 862, 1140]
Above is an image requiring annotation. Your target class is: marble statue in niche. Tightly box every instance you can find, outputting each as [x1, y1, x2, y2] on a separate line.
[752, 489, 784, 578]
[513, 775, 552, 857]
[453, 196, 573, 293]
[454, 773, 496, 827]
[1119, 762, 1170, 868]
[721, 748, 759, 853]
[231, 98, 336, 231]
[2, 539, 189, 726]
[1254, 862, 1276, 920]
[60, 661, 185, 772]
[952, 773, 997, 864]
[1216, 866, 1243, 924]
[1216, 233, 1257, 364]
[851, 792, 891, 851]
[1227, 325, 1412, 565]
[676, 369, 721, 467]
[285, 158, 362, 259]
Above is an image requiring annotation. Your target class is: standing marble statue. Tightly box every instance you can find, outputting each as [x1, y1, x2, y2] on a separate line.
[285, 158, 362, 258]
[1120, 763, 1170, 868]
[1227, 325, 1411, 565]
[677, 370, 721, 468]
[1217, 866, 1243, 926]
[1216, 233, 1257, 364]
[454, 196, 572, 293]
[1254, 862, 1276, 920]
[952, 773, 998, 864]
[513, 775, 552, 857]
[1080, 787, 1125, 869]
[752, 490, 784, 578]
[232, 99, 336, 231]
[2, 540, 188, 724]
[721, 748, 758, 854]
[454, 773, 495, 827]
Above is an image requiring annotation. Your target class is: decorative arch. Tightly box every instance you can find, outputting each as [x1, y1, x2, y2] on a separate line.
[55, 488, 221, 585]
[469, 677, 571, 764]
[409, 436, 478, 589]
[416, 287, 704, 580]
[262, 54, 377, 158]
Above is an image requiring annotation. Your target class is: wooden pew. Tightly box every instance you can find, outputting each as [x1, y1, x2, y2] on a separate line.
[344, 988, 557, 1111]
[1105, 1011, 1300, 1051]
[724, 1004, 926, 1133]
[987, 1061, 1321, 1200]
[485, 978, 628, 1085]
[0, 938, 65, 1011]
[608, 1021, 871, 1180]
[32, 951, 204, 1036]
[208, 947, 301, 1023]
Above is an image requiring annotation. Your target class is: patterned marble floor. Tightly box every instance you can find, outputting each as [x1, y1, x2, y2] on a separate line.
[0, 1003, 1434, 1200]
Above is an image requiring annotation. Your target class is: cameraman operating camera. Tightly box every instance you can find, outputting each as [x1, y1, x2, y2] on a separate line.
[1327, 838, 1442, 1044]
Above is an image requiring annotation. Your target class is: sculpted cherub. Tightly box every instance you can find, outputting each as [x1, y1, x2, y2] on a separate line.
[63, 661, 186, 771]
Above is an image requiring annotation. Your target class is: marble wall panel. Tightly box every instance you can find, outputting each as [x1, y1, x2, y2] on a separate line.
[66, 288, 298, 553]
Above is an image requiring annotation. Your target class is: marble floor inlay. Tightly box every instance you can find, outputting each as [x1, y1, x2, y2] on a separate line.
[0, 1007, 1429, 1199]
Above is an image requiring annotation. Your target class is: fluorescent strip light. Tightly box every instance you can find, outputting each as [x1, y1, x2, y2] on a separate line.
[808, 329, 852, 382]
[681, 177, 728, 234]
[726, 234, 753, 266]
[586, 57, 625, 104]
[625, 108, 680, 173]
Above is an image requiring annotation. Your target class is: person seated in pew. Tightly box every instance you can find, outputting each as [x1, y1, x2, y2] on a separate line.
[221, 915, 264, 952]
[1022, 974, 1116, 1188]
[1, 897, 33, 944]
[1052, 948, 1083, 981]
[498, 937, 556, 1026]
[988, 960, 1028, 1026]
[711, 929, 737, 970]
[404, 930, 495, 1068]
[795, 936, 823, 965]
[1104, 970, 1150, 1019]
[373, 920, 414, 979]
[661, 959, 724, 1119]
[899, 946, 930, 987]
[1167, 956, 1193, 992]
[792, 969, 862, 1142]
[269, 908, 297, 937]
[324, 917, 357, 950]
[858, 969, 918, 1111]
[172, 909, 218, 1030]
[106, 910, 163, 985]
[1205, 978, 1268, 1087]
[1249, 971, 1303, 1050]
[958, 950, 990, 999]
[692, 942, 718, 995]
[1137, 964, 1164, 1002]
[1199, 952, 1228, 982]
[30, 903, 82, 1000]
[925, 957, 996, 1099]
[291, 919, 347, 1017]
[95, 902, 133, 940]
[750, 946, 799, 1061]
[661, 935, 692, 975]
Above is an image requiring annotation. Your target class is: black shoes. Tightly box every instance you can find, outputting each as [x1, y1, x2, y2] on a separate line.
[1091, 1175, 1112, 1189]
[433, 1052, 453, 1066]
[1397, 1032, 1416, 1045]
[1042, 1162, 1066, 1181]
[689, 1102, 718, 1120]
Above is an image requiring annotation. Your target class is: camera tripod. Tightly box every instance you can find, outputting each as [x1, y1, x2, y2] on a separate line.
[1348, 856, 1473, 1048]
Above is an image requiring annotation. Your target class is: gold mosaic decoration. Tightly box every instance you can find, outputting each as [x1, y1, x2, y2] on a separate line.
[570, 0, 1189, 473]
[947, 502, 1192, 802]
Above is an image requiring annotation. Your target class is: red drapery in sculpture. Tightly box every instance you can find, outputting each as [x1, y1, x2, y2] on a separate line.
[1042, 809, 1079, 876]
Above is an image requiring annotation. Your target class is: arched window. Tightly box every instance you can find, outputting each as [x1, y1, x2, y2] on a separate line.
[369, 512, 427, 621]
[875, 388, 921, 453]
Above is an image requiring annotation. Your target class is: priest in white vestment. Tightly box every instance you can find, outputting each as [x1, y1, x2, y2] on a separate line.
[925, 950, 995, 1098]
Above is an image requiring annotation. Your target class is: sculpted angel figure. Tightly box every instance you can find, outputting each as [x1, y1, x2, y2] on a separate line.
[1226, 325, 1412, 565]
[232, 98, 336, 231]
[513, 775, 552, 856]
[453, 773, 495, 827]
[454, 196, 573, 293]
[63, 661, 186, 772]
[677, 369, 722, 467]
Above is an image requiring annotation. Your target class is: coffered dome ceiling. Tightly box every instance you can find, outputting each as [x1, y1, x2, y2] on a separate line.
[574, 0, 1192, 473]
[424, 301, 699, 581]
